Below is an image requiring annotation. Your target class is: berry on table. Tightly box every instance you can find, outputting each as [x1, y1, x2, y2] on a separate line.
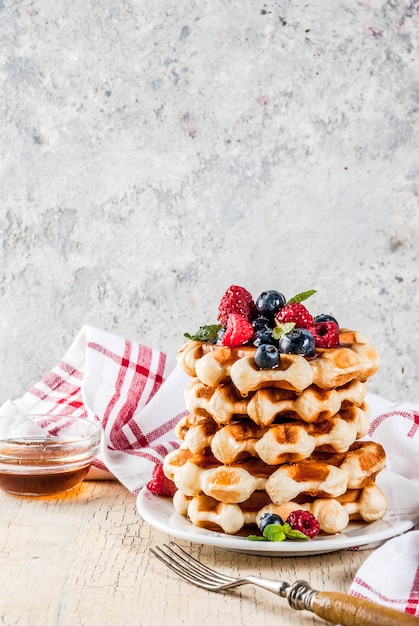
[254, 344, 280, 368]
[146, 463, 177, 497]
[275, 302, 314, 328]
[286, 510, 320, 539]
[217, 285, 256, 325]
[309, 321, 340, 348]
[255, 290, 286, 318]
[278, 328, 316, 357]
[222, 313, 254, 348]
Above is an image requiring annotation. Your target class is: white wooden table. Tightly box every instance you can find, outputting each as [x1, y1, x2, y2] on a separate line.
[0, 480, 374, 625]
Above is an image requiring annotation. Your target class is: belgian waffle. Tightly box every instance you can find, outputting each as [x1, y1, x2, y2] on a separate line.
[175, 404, 370, 464]
[184, 378, 368, 426]
[177, 329, 379, 394]
[173, 479, 387, 535]
[185, 378, 367, 426]
[163, 441, 385, 505]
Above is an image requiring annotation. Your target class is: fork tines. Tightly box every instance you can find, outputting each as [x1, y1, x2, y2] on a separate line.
[150, 542, 235, 590]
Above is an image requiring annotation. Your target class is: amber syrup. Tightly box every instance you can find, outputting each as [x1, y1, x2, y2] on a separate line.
[0, 439, 92, 496]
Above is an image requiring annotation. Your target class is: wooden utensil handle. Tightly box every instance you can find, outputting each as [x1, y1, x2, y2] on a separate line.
[312, 591, 419, 626]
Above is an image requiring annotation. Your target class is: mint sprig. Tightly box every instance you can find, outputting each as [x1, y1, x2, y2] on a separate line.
[248, 522, 310, 542]
[184, 324, 223, 343]
[287, 289, 317, 304]
[272, 322, 295, 340]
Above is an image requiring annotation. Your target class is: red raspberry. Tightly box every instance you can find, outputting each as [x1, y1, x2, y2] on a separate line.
[308, 321, 340, 348]
[275, 302, 314, 328]
[217, 285, 256, 325]
[286, 510, 320, 539]
[222, 313, 254, 348]
[146, 462, 177, 497]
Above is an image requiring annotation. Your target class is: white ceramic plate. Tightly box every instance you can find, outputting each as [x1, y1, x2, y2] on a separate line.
[137, 471, 419, 556]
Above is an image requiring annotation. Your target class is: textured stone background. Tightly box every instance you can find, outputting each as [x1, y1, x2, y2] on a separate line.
[0, 0, 418, 402]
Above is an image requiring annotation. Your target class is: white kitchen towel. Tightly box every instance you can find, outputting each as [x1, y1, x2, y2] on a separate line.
[349, 530, 419, 616]
[367, 396, 419, 482]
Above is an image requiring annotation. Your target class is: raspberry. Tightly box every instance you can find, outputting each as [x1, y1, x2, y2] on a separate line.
[146, 462, 177, 497]
[286, 510, 320, 539]
[275, 302, 314, 328]
[222, 313, 254, 348]
[308, 321, 340, 348]
[217, 285, 256, 325]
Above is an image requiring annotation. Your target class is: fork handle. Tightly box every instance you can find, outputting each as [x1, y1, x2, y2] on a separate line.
[310, 591, 418, 626]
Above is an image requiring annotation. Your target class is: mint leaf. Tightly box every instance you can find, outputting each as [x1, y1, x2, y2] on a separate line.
[184, 324, 223, 342]
[247, 534, 269, 541]
[272, 322, 295, 339]
[282, 522, 310, 540]
[285, 528, 310, 541]
[287, 290, 317, 304]
[262, 524, 287, 542]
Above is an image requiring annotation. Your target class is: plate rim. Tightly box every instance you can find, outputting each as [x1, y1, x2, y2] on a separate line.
[137, 470, 419, 556]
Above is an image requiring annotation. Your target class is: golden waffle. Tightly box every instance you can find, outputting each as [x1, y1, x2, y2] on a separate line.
[178, 342, 313, 392]
[335, 481, 388, 522]
[184, 378, 367, 426]
[175, 404, 370, 464]
[173, 480, 387, 535]
[310, 441, 386, 489]
[257, 481, 387, 535]
[266, 441, 385, 504]
[177, 342, 254, 386]
[176, 330, 379, 394]
[339, 330, 381, 381]
[173, 490, 273, 533]
[221, 404, 369, 464]
[164, 449, 279, 503]
[247, 379, 367, 425]
[163, 441, 385, 505]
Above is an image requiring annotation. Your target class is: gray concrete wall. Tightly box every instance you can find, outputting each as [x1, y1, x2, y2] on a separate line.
[1, 0, 418, 403]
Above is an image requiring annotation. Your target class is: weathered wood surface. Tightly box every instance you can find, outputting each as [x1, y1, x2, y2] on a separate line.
[0, 481, 371, 625]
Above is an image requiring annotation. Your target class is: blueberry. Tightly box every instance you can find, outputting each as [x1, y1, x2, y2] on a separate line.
[278, 329, 316, 358]
[252, 317, 274, 333]
[314, 314, 339, 328]
[259, 512, 284, 533]
[254, 344, 280, 368]
[255, 290, 286, 318]
[253, 330, 277, 347]
[252, 317, 277, 347]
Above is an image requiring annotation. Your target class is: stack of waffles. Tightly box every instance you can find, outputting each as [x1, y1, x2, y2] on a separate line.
[163, 328, 386, 535]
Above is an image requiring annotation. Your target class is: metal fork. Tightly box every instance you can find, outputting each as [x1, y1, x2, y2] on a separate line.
[150, 542, 418, 626]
